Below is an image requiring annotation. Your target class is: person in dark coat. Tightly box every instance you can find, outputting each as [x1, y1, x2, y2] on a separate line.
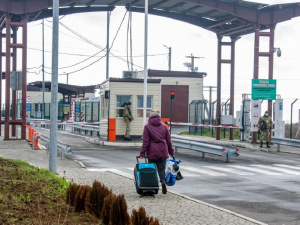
[140, 109, 174, 194]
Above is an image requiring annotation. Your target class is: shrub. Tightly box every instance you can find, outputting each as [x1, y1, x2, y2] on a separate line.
[101, 193, 116, 225]
[109, 194, 131, 225]
[132, 206, 160, 225]
[74, 185, 92, 213]
[66, 182, 80, 206]
[86, 180, 112, 218]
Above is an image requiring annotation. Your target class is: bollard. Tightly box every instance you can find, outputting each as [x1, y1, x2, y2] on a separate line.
[28, 126, 33, 143]
[30, 128, 35, 145]
[33, 131, 39, 150]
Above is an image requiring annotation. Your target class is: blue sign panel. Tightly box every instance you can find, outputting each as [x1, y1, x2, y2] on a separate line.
[26, 103, 31, 111]
[75, 104, 80, 112]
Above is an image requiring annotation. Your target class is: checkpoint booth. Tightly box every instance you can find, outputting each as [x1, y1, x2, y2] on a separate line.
[99, 77, 161, 140]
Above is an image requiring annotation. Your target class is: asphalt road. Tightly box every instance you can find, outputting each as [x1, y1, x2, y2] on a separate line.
[37, 126, 300, 225]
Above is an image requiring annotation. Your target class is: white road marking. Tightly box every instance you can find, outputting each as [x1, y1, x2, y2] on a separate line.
[202, 166, 254, 176]
[127, 167, 198, 177]
[229, 165, 281, 175]
[252, 165, 300, 175]
[88, 164, 300, 178]
[180, 166, 226, 176]
[274, 164, 300, 171]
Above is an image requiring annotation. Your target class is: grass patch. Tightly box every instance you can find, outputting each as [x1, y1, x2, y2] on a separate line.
[0, 157, 101, 224]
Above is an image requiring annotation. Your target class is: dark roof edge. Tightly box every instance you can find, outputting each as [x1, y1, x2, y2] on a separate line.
[147, 69, 206, 78]
[108, 77, 161, 83]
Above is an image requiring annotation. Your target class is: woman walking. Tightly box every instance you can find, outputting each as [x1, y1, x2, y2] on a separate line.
[140, 110, 174, 194]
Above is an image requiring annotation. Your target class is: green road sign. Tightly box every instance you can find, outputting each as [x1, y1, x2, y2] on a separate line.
[252, 79, 276, 100]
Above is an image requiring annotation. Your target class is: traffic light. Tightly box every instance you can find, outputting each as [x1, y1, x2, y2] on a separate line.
[170, 91, 175, 99]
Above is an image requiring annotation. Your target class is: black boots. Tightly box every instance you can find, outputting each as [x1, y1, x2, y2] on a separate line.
[161, 181, 167, 194]
[260, 142, 270, 148]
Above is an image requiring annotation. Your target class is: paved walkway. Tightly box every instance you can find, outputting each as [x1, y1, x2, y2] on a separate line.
[0, 136, 269, 225]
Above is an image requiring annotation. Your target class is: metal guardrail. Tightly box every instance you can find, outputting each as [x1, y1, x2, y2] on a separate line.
[171, 138, 239, 163]
[271, 136, 300, 152]
[39, 135, 72, 159]
[70, 124, 100, 136]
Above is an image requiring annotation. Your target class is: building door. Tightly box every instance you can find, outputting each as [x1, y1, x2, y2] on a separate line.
[161, 85, 189, 122]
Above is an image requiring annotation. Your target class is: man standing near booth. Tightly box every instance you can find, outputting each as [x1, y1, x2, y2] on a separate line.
[123, 102, 134, 141]
[258, 110, 273, 148]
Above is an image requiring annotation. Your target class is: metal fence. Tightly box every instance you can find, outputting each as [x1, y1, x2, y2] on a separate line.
[188, 100, 211, 134]
[1, 101, 100, 122]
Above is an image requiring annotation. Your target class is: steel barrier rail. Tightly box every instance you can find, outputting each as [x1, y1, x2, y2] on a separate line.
[271, 136, 300, 152]
[29, 121, 102, 125]
[168, 122, 240, 129]
[171, 138, 239, 163]
[39, 135, 72, 159]
[70, 124, 100, 136]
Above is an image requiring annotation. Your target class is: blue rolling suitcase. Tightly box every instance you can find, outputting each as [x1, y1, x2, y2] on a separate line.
[134, 156, 159, 196]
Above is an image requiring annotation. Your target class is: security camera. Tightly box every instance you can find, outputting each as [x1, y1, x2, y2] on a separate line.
[274, 47, 281, 57]
[277, 48, 281, 57]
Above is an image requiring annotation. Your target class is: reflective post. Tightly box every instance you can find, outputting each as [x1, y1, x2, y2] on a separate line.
[290, 99, 298, 139]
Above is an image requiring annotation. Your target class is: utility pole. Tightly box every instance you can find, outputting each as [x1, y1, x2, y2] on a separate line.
[42, 19, 45, 119]
[185, 54, 203, 72]
[203, 86, 217, 125]
[163, 45, 171, 71]
[186, 54, 199, 72]
[49, 0, 59, 173]
[63, 72, 69, 84]
[106, 11, 110, 80]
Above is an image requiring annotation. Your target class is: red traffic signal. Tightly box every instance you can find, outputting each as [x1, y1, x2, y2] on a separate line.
[170, 91, 175, 99]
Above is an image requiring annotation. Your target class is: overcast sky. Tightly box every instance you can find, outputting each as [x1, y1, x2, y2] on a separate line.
[3, 0, 300, 123]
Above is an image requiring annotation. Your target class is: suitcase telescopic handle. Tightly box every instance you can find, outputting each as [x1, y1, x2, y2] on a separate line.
[136, 156, 148, 163]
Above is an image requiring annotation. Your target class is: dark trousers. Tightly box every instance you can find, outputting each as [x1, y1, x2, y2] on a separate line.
[148, 159, 166, 183]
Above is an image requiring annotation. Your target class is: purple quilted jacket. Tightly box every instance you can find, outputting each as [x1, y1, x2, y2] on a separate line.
[140, 115, 174, 160]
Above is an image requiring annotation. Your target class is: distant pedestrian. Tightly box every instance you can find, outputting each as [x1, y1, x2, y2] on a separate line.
[258, 110, 273, 148]
[123, 102, 134, 141]
[140, 109, 174, 194]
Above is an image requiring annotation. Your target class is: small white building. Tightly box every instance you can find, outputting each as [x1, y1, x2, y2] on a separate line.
[99, 70, 206, 139]
[99, 78, 161, 138]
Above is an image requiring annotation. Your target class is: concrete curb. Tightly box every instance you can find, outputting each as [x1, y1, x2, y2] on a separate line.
[85, 137, 142, 147]
[74, 160, 86, 168]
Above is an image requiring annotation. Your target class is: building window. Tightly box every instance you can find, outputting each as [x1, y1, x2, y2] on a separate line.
[116, 95, 131, 118]
[137, 96, 152, 118]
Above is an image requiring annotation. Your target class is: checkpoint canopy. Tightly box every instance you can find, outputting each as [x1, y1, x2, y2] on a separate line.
[252, 79, 277, 100]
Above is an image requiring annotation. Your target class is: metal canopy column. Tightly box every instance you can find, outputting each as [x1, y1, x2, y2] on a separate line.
[4, 16, 11, 140]
[12, 27, 17, 137]
[4, 15, 28, 140]
[0, 30, 2, 136]
[216, 35, 237, 140]
[216, 35, 222, 140]
[252, 26, 275, 144]
[229, 37, 237, 140]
